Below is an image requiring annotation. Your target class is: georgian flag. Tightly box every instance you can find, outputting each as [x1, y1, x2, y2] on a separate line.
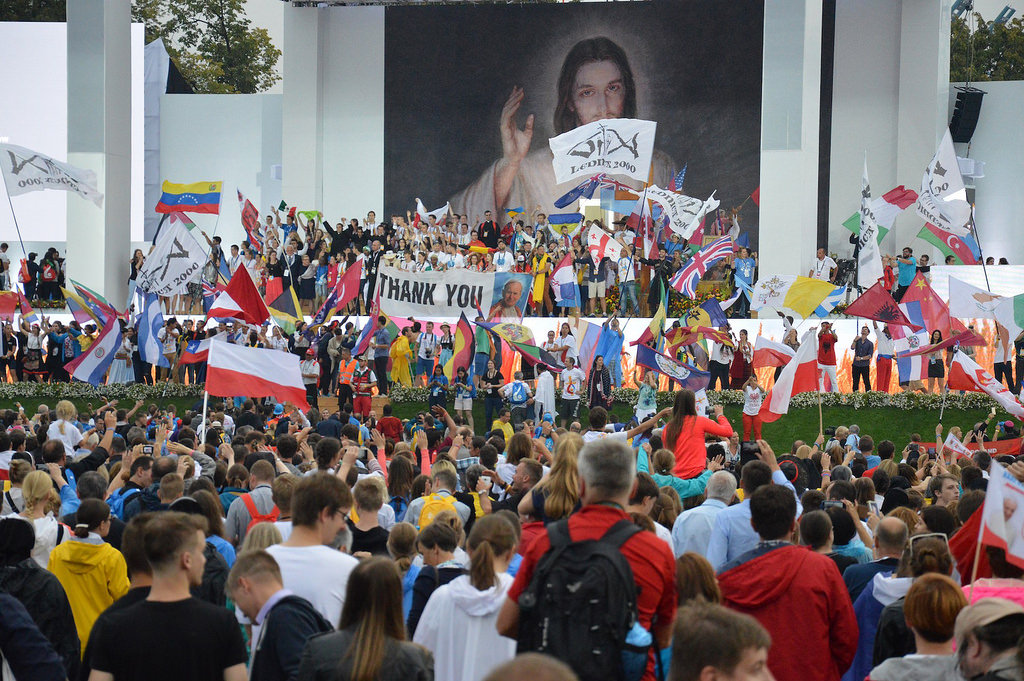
[587, 224, 623, 263]
[65, 317, 122, 385]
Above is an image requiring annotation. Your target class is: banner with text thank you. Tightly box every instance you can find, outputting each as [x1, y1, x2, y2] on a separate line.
[549, 119, 656, 184]
[376, 266, 534, 322]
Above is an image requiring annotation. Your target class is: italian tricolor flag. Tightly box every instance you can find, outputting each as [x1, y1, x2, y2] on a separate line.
[843, 185, 918, 243]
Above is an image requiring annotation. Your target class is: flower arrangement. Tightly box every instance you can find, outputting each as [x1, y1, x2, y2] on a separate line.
[0, 381, 205, 401]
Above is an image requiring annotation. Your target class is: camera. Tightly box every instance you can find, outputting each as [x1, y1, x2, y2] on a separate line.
[821, 500, 844, 510]
[142, 445, 154, 455]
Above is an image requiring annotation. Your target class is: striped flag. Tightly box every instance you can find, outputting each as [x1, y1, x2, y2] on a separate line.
[444, 313, 475, 380]
[61, 286, 101, 326]
[669, 237, 733, 297]
[759, 329, 820, 422]
[752, 336, 796, 368]
[136, 292, 168, 368]
[813, 285, 847, 317]
[550, 253, 580, 308]
[635, 344, 709, 391]
[64, 316, 122, 385]
[918, 222, 978, 265]
[206, 340, 309, 411]
[668, 164, 687, 192]
[69, 279, 118, 326]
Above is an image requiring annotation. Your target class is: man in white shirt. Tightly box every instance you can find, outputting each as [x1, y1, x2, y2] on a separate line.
[416, 322, 438, 385]
[0, 243, 10, 290]
[808, 248, 837, 281]
[266, 473, 358, 628]
[616, 248, 638, 316]
[492, 241, 514, 272]
[558, 357, 586, 428]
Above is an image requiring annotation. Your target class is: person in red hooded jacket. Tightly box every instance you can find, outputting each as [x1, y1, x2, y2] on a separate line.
[718, 484, 858, 681]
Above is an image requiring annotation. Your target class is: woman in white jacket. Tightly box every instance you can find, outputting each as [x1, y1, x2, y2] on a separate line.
[18, 469, 68, 568]
[413, 514, 518, 681]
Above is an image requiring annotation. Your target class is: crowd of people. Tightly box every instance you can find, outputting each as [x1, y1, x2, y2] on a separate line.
[0, 382, 1022, 681]
[125, 205, 757, 319]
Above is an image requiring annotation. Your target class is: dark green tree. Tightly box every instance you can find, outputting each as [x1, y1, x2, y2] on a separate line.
[0, 0, 66, 21]
[163, 0, 280, 94]
[1, 0, 279, 94]
[952, 13, 1024, 82]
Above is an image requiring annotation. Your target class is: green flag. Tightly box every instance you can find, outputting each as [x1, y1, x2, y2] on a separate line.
[278, 200, 287, 212]
[843, 211, 888, 243]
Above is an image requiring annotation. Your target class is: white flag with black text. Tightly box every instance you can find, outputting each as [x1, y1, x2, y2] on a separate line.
[549, 118, 656, 184]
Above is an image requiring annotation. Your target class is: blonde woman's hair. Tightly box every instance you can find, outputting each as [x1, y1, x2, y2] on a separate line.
[240, 522, 283, 552]
[535, 436, 581, 521]
[22, 470, 60, 515]
[9, 459, 32, 485]
[55, 400, 76, 435]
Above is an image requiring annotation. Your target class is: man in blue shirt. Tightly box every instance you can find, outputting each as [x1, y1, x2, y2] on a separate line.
[894, 247, 917, 301]
[371, 316, 391, 395]
[706, 442, 800, 571]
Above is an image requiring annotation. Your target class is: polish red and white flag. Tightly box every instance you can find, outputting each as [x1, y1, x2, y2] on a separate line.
[752, 336, 796, 369]
[759, 330, 820, 423]
[206, 340, 309, 410]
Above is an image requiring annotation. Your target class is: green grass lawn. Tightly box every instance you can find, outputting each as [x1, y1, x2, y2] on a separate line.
[14, 396, 1011, 449]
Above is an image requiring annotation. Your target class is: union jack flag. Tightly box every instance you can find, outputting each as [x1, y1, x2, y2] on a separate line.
[669, 236, 733, 297]
[201, 280, 225, 315]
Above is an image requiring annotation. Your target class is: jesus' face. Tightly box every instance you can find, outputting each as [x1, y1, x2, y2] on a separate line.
[570, 60, 626, 126]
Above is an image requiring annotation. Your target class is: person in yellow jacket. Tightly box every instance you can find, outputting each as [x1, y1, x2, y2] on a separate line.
[48, 498, 130, 651]
[389, 326, 415, 388]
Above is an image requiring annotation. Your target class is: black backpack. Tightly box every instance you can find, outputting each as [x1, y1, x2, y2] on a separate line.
[516, 518, 643, 681]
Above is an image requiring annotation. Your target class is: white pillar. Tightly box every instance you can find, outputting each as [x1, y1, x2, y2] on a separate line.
[758, 0, 823, 278]
[66, 0, 131, 305]
[281, 6, 324, 213]
[894, 0, 952, 253]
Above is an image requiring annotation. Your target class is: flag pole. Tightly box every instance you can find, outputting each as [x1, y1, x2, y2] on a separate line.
[817, 388, 824, 438]
[1, 177, 28, 263]
[198, 389, 209, 445]
[969, 206, 992, 292]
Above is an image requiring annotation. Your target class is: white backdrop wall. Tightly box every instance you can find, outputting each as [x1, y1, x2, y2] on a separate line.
[950, 80, 1024, 266]
[157, 93, 282, 250]
[828, 0, 901, 259]
[0, 22, 145, 251]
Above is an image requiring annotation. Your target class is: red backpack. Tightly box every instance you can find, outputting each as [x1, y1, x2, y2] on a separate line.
[241, 494, 280, 533]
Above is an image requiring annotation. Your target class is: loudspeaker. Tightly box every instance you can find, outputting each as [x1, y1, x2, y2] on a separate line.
[950, 89, 985, 144]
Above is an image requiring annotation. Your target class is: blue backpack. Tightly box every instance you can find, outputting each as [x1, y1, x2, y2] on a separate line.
[510, 381, 529, 405]
[107, 487, 141, 521]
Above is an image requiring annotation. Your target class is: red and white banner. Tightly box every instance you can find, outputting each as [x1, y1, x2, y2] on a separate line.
[207, 265, 271, 326]
[206, 340, 309, 410]
[759, 329, 820, 423]
[752, 336, 795, 368]
[980, 464, 1024, 570]
[587, 224, 624, 263]
[947, 350, 1024, 419]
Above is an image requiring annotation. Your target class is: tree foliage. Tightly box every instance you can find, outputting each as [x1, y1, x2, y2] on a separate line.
[1, 0, 280, 94]
[0, 0, 66, 21]
[951, 13, 1024, 82]
[161, 0, 280, 94]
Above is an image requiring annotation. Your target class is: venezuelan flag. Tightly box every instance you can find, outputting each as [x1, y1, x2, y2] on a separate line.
[444, 313, 475, 380]
[155, 180, 223, 215]
[61, 287, 100, 325]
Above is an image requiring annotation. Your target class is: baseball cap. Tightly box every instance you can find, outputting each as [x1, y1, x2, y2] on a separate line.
[542, 413, 554, 424]
[954, 598, 1024, 645]
[273, 403, 284, 416]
